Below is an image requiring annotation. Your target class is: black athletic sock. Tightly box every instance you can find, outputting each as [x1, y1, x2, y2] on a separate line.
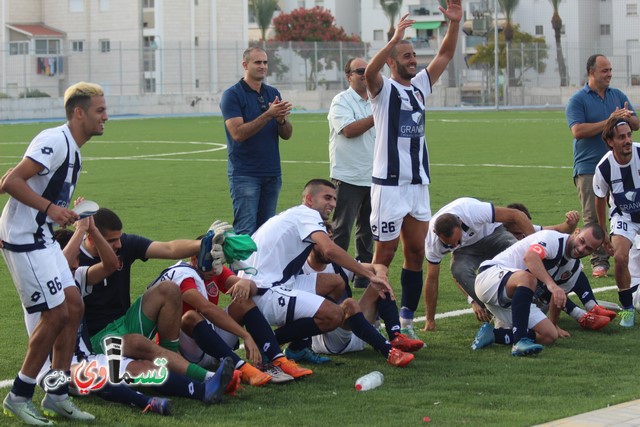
[274, 318, 322, 345]
[192, 320, 242, 365]
[494, 328, 535, 345]
[619, 288, 634, 309]
[511, 286, 534, 343]
[563, 298, 578, 314]
[155, 372, 205, 401]
[572, 272, 596, 307]
[12, 374, 36, 399]
[97, 383, 150, 409]
[348, 312, 391, 358]
[377, 292, 401, 338]
[243, 306, 284, 360]
[400, 268, 423, 314]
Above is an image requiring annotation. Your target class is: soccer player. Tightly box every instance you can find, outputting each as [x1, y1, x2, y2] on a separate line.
[472, 224, 605, 356]
[148, 255, 313, 386]
[301, 222, 423, 366]
[236, 179, 394, 362]
[363, 1, 462, 338]
[0, 82, 106, 425]
[594, 117, 640, 326]
[79, 207, 235, 390]
[423, 197, 535, 332]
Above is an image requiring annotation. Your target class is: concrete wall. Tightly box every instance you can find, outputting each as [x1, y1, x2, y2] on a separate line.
[3, 85, 640, 121]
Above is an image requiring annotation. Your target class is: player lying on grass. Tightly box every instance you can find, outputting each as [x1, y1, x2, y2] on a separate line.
[299, 221, 424, 367]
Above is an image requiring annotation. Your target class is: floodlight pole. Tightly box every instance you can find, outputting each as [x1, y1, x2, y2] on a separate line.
[494, 0, 499, 110]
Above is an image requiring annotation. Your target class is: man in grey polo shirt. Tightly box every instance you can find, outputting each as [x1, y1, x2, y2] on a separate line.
[328, 57, 375, 285]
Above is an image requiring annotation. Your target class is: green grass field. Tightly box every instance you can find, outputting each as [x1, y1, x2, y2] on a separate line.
[0, 110, 637, 426]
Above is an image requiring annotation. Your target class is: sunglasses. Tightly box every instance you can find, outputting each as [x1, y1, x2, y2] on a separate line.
[350, 68, 365, 76]
[257, 95, 267, 112]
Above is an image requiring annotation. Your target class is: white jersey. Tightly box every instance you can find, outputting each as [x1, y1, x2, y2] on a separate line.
[148, 261, 208, 299]
[301, 260, 355, 282]
[0, 124, 81, 247]
[479, 230, 576, 288]
[593, 143, 640, 223]
[425, 198, 501, 264]
[239, 204, 326, 290]
[369, 71, 432, 186]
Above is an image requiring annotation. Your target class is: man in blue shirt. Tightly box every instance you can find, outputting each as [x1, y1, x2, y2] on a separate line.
[220, 47, 293, 235]
[565, 54, 639, 278]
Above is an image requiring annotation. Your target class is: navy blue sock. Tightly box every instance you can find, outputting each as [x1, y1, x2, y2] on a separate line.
[377, 292, 401, 338]
[97, 383, 150, 409]
[494, 328, 535, 345]
[192, 320, 242, 366]
[155, 372, 204, 401]
[572, 272, 596, 306]
[40, 369, 70, 396]
[287, 338, 311, 352]
[563, 298, 578, 314]
[619, 288, 634, 309]
[243, 307, 283, 360]
[12, 375, 36, 399]
[400, 268, 423, 314]
[348, 312, 391, 358]
[511, 286, 534, 343]
[274, 318, 322, 345]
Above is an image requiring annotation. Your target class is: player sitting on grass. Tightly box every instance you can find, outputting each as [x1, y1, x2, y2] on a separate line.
[147, 236, 313, 386]
[502, 204, 617, 331]
[300, 221, 424, 367]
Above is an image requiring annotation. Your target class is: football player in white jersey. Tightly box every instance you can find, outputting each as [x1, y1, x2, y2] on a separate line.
[473, 224, 605, 356]
[423, 198, 535, 332]
[237, 179, 393, 362]
[363, 1, 462, 338]
[0, 82, 106, 425]
[594, 117, 640, 326]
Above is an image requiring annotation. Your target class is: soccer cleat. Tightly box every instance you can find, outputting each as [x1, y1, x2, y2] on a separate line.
[390, 333, 425, 353]
[142, 397, 172, 416]
[224, 370, 243, 396]
[262, 364, 294, 384]
[578, 312, 610, 331]
[400, 326, 421, 342]
[619, 308, 636, 328]
[589, 305, 617, 320]
[511, 338, 543, 357]
[273, 357, 313, 379]
[591, 265, 608, 278]
[3, 394, 54, 426]
[471, 322, 495, 350]
[239, 363, 272, 387]
[41, 394, 95, 421]
[386, 347, 414, 367]
[203, 357, 235, 404]
[285, 346, 331, 364]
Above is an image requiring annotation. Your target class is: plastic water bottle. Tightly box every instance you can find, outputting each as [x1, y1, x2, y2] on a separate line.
[355, 371, 384, 391]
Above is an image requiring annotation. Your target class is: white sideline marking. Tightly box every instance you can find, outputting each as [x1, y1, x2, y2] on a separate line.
[0, 286, 620, 390]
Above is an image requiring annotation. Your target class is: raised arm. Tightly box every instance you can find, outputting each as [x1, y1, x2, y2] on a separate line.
[425, 0, 462, 84]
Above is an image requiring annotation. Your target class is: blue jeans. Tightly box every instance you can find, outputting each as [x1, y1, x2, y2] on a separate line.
[229, 175, 282, 235]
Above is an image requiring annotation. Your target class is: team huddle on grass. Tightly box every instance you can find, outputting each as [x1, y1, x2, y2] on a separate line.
[3, 1, 640, 424]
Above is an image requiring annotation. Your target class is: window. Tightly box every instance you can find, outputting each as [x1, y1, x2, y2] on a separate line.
[71, 40, 84, 53]
[627, 3, 638, 15]
[195, 79, 200, 89]
[69, 0, 83, 12]
[535, 25, 543, 35]
[35, 39, 61, 55]
[100, 39, 111, 53]
[561, 25, 565, 35]
[9, 41, 29, 55]
[600, 24, 610, 35]
[373, 30, 384, 41]
[194, 36, 199, 47]
[144, 78, 156, 93]
[143, 0, 155, 7]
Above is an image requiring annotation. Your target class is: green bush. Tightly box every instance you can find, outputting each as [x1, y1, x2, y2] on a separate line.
[19, 88, 51, 98]
[0, 92, 9, 99]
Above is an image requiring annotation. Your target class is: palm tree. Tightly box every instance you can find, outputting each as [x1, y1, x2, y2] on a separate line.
[498, 0, 519, 86]
[550, 0, 568, 86]
[380, 0, 404, 41]
[252, 0, 279, 41]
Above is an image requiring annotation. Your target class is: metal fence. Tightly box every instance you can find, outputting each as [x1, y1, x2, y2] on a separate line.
[3, 39, 640, 107]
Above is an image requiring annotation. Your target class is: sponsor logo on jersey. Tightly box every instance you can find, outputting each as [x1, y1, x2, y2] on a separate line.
[41, 147, 53, 155]
[30, 291, 41, 302]
[206, 282, 219, 299]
